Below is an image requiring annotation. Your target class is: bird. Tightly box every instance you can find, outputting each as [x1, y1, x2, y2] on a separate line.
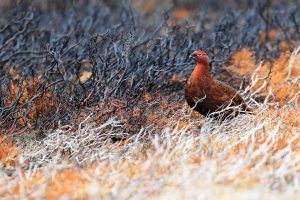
[185, 50, 252, 119]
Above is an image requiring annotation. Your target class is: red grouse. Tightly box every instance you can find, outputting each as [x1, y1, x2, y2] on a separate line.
[185, 50, 252, 119]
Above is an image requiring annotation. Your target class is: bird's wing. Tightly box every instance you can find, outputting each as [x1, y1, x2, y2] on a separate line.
[216, 80, 251, 110]
[211, 81, 241, 104]
[208, 81, 234, 107]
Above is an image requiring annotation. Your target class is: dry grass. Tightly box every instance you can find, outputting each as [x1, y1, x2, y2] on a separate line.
[1, 48, 300, 199]
[0, 136, 18, 167]
[4, 78, 58, 128]
[0, 103, 299, 199]
[229, 46, 300, 105]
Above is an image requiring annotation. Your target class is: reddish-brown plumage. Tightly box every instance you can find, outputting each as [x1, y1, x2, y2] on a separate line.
[185, 50, 252, 119]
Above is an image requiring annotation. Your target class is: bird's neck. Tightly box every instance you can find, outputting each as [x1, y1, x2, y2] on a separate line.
[189, 63, 212, 86]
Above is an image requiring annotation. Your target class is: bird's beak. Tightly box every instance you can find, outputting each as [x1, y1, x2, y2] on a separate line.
[189, 51, 197, 61]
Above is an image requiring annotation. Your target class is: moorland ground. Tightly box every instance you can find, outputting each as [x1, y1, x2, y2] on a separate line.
[0, 0, 299, 199]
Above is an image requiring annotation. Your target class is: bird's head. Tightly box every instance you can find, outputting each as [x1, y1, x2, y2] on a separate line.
[189, 50, 209, 66]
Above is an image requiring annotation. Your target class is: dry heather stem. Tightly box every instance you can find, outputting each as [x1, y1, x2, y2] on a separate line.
[0, 98, 299, 199]
[1, 48, 300, 200]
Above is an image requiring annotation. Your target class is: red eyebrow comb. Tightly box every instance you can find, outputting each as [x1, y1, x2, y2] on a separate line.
[191, 50, 207, 56]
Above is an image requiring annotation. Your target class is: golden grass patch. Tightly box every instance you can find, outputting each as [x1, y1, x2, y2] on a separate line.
[4, 78, 58, 127]
[229, 47, 300, 104]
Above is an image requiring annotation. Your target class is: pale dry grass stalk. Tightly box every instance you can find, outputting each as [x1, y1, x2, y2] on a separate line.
[1, 49, 300, 199]
[286, 46, 300, 81]
[0, 98, 299, 199]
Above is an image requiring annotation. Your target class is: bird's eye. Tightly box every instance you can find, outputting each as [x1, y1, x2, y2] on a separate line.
[198, 54, 202, 56]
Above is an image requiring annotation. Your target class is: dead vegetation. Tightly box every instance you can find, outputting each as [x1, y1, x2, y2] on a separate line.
[0, 0, 300, 199]
[0, 97, 299, 199]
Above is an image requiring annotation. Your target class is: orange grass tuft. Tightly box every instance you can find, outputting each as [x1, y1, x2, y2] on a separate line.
[4, 78, 58, 127]
[229, 47, 300, 104]
[229, 48, 256, 76]
[173, 8, 190, 20]
[12, 168, 89, 199]
[0, 135, 18, 166]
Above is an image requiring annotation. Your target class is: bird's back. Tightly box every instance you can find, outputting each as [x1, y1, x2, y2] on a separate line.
[214, 80, 251, 111]
[185, 78, 251, 118]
